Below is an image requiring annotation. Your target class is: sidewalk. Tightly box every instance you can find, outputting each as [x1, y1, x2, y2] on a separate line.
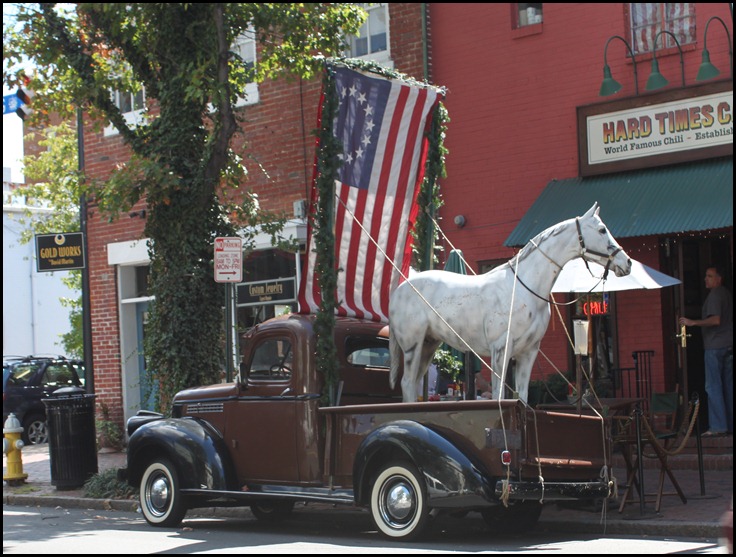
[4, 442, 732, 539]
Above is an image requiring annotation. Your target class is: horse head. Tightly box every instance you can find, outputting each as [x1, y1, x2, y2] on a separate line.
[576, 202, 632, 278]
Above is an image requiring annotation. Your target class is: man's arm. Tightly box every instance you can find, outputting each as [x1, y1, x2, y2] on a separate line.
[679, 315, 721, 328]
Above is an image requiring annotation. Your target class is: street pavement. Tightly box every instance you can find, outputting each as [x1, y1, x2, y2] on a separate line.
[3, 441, 732, 540]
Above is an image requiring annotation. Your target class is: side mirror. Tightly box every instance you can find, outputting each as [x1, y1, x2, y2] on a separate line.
[238, 361, 249, 388]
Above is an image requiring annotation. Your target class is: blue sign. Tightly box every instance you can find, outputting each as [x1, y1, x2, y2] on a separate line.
[3, 93, 25, 116]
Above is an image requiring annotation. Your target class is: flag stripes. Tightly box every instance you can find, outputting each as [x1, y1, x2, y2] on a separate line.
[298, 65, 442, 323]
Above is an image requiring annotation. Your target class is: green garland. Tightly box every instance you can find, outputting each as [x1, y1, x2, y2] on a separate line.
[313, 63, 340, 404]
[312, 59, 447, 404]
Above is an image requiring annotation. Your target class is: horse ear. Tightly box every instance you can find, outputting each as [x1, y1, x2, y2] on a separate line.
[582, 202, 599, 218]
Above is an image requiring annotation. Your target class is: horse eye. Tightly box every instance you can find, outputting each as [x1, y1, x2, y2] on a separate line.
[599, 227, 607, 234]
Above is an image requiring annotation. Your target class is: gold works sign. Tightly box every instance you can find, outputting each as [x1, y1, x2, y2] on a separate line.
[35, 232, 86, 272]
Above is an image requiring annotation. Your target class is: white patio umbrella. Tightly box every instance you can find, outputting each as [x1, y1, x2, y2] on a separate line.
[552, 258, 680, 293]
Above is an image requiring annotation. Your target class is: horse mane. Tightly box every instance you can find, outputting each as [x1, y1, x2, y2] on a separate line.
[511, 217, 571, 267]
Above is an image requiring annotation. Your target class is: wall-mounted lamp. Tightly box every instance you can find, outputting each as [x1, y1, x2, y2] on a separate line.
[696, 16, 733, 82]
[645, 30, 685, 91]
[599, 35, 639, 96]
[129, 209, 146, 219]
[454, 214, 466, 228]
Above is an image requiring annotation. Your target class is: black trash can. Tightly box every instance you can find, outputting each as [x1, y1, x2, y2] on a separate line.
[43, 386, 99, 489]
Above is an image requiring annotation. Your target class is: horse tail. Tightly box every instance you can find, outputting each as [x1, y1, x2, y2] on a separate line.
[389, 327, 401, 389]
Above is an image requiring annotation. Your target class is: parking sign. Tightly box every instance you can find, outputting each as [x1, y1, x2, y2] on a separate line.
[214, 237, 243, 283]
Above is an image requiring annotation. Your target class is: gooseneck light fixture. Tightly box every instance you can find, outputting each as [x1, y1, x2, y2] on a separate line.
[696, 16, 733, 81]
[599, 35, 639, 96]
[645, 30, 685, 91]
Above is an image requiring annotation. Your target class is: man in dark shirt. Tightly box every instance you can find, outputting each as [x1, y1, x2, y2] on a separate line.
[680, 265, 733, 436]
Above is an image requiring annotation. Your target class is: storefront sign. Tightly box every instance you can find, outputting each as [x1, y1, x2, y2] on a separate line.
[35, 232, 86, 272]
[237, 277, 296, 306]
[578, 80, 733, 176]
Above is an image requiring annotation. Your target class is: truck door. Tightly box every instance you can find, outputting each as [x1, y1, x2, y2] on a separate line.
[228, 334, 299, 483]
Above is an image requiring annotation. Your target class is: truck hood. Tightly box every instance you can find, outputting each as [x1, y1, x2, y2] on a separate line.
[173, 382, 240, 404]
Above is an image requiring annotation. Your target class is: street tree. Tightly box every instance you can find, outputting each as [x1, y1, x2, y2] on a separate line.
[3, 3, 366, 411]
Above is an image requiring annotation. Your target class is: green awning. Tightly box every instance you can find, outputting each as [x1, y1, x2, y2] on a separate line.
[504, 157, 733, 247]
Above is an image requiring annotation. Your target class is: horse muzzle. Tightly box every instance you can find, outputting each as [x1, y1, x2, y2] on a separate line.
[612, 257, 632, 277]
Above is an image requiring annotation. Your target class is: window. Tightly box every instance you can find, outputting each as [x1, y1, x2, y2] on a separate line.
[628, 3, 696, 55]
[515, 3, 543, 28]
[105, 87, 146, 136]
[113, 89, 145, 114]
[345, 336, 390, 368]
[345, 3, 391, 66]
[248, 337, 292, 380]
[232, 29, 259, 106]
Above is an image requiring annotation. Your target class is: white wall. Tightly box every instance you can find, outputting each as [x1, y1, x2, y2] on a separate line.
[3, 182, 73, 357]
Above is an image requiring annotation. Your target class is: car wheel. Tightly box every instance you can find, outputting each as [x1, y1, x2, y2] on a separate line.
[481, 501, 543, 534]
[140, 458, 187, 527]
[250, 500, 295, 522]
[370, 461, 429, 541]
[23, 414, 48, 445]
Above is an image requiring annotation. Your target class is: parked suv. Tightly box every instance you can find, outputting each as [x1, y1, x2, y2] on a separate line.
[3, 356, 86, 444]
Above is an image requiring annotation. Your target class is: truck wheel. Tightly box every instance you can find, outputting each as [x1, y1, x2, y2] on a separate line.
[250, 501, 295, 522]
[481, 501, 542, 534]
[370, 461, 429, 541]
[140, 458, 187, 527]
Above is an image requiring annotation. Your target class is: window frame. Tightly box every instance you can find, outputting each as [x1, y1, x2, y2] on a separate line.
[512, 3, 544, 29]
[232, 28, 260, 108]
[344, 3, 392, 67]
[104, 87, 147, 137]
[625, 3, 696, 56]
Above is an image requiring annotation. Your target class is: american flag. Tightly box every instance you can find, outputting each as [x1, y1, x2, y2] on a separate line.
[298, 66, 442, 323]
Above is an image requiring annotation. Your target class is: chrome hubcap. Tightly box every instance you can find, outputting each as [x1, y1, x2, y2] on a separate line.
[380, 476, 415, 528]
[148, 474, 170, 516]
[387, 483, 413, 520]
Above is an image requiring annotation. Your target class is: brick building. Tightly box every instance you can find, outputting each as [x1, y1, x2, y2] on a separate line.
[72, 4, 731, 430]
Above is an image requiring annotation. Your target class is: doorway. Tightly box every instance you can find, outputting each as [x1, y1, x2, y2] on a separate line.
[136, 302, 157, 412]
[671, 235, 732, 431]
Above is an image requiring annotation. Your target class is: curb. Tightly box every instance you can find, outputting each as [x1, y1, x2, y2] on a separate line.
[3, 492, 721, 540]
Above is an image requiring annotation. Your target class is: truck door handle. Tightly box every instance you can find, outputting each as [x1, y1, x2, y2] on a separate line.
[280, 387, 292, 397]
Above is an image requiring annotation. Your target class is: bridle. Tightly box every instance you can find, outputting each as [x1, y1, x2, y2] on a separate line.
[511, 217, 622, 305]
[575, 217, 623, 281]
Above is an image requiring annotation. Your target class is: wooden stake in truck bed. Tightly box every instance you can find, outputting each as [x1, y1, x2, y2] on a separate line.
[122, 313, 613, 541]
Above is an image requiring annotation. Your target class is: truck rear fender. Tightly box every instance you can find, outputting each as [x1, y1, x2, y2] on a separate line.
[126, 417, 237, 491]
[353, 420, 492, 507]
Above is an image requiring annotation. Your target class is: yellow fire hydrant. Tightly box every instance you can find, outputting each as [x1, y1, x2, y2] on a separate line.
[3, 413, 28, 485]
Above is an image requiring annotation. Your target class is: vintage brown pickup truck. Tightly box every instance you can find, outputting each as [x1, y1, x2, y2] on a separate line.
[122, 313, 614, 540]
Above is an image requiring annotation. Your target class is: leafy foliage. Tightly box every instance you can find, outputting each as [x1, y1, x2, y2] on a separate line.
[4, 3, 366, 413]
[83, 468, 136, 500]
[432, 348, 463, 383]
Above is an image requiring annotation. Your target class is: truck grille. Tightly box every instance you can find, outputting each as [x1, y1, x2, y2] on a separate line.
[186, 402, 224, 414]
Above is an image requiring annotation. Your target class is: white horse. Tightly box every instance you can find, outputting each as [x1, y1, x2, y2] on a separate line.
[388, 203, 632, 403]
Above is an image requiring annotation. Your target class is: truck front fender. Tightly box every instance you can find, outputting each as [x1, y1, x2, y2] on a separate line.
[125, 417, 237, 492]
[353, 420, 493, 508]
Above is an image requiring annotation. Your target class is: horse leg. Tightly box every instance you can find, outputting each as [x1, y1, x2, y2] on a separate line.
[416, 340, 441, 398]
[514, 346, 540, 404]
[491, 342, 513, 400]
[400, 341, 425, 403]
